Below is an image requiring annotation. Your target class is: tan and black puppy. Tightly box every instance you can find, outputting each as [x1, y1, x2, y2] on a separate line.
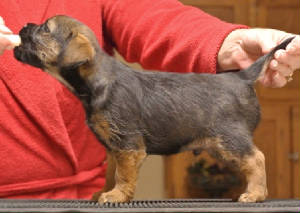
[14, 15, 293, 203]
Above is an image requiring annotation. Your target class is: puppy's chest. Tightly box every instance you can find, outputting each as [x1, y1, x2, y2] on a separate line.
[61, 67, 92, 106]
[86, 110, 112, 145]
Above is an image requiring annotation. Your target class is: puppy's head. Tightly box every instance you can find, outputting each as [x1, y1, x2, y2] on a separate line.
[14, 15, 98, 76]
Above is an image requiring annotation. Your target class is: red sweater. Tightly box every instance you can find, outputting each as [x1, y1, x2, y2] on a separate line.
[0, 0, 246, 199]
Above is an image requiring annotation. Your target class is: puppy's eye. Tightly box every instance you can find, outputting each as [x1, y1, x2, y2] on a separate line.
[41, 52, 46, 59]
[40, 24, 50, 33]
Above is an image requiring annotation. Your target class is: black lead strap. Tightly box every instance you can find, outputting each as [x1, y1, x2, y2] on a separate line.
[0, 199, 299, 213]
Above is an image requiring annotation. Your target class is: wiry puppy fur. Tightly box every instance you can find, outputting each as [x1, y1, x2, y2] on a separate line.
[14, 15, 294, 203]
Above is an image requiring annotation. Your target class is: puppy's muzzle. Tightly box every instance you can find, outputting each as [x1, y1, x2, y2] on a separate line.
[14, 23, 44, 68]
[19, 23, 39, 43]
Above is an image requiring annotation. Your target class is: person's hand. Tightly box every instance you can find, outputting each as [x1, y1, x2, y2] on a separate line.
[0, 16, 21, 55]
[218, 28, 300, 88]
[0, 16, 13, 55]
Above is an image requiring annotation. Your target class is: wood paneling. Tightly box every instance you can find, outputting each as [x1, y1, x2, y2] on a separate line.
[181, 0, 251, 25]
[292, 106, 300, 198]
[256, 0, 300, 33]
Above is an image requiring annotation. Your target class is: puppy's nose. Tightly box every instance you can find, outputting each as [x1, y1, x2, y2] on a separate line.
[19, 23, 38, 41]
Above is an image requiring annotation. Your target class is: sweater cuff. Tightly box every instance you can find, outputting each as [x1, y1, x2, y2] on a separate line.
[201, 23, 249, 74]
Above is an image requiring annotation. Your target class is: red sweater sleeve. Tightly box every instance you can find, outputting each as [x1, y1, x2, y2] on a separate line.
[102, 0, 247, 74]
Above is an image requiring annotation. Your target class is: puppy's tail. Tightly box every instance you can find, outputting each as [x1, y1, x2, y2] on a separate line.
[237, 37, 295, 83]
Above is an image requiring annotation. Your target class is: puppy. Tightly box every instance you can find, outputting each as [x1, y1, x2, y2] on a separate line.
[14, 15, 293, 203]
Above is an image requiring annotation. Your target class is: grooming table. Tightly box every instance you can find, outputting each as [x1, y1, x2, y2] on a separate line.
[0, 199, 299, 212]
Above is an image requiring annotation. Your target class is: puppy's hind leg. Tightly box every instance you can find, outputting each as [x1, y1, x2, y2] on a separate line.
[202, 135, 267, 202]
[98, 149, 147, 203]
[238, 147, 268, 202]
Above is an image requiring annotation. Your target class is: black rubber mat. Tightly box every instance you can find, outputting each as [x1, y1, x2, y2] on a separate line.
[0, 198, 299, 212]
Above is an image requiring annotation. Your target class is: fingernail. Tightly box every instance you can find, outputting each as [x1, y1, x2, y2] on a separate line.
[0, 25, 12, 34]
[271, 60, 278, 68]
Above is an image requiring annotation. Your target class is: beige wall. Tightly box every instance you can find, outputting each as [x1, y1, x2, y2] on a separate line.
[134, 156, 166, 199]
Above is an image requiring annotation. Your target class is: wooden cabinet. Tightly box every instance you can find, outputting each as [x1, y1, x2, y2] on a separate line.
[179, 0, 252, 25]
[292, 106, 300, 198]
[165, 0, 300, 199]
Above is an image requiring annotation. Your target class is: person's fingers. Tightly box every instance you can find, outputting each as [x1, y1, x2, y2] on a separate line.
[273, 36, 300, 71]
[0, 35, 14, 54]
[0, 41, 10, 54]
[0, 16, 4, 25]
[0, 34, 21, 47]
[274, 49, 300, 71]
[260, 69, 287, 88]
[0, 36, 11, 45]
[0, 17, 13, 34]
[257, 29, 290, 54]
[286, 35, 300, 54]
[271, 71, 288, 88]
[0, 16, 12, 34]
[269, 59, 293, 77]
[0, 25, 13, 34]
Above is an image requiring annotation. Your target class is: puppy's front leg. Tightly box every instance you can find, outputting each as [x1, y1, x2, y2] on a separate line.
[92, 152, 116, 201]
[98, 149, 147, 203]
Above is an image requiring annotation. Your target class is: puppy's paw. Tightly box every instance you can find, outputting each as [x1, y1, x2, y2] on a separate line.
[92, 190, 104, 201]
[98, 188, 131, 203]
[238, 189, 268, 202]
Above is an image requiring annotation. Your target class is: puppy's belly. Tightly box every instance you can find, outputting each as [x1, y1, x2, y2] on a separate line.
[144, 140, 186, 155]
[143, 135, 201, 155]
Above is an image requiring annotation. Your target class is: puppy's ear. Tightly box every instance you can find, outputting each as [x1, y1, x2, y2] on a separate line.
[60, 33, 95, 68]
